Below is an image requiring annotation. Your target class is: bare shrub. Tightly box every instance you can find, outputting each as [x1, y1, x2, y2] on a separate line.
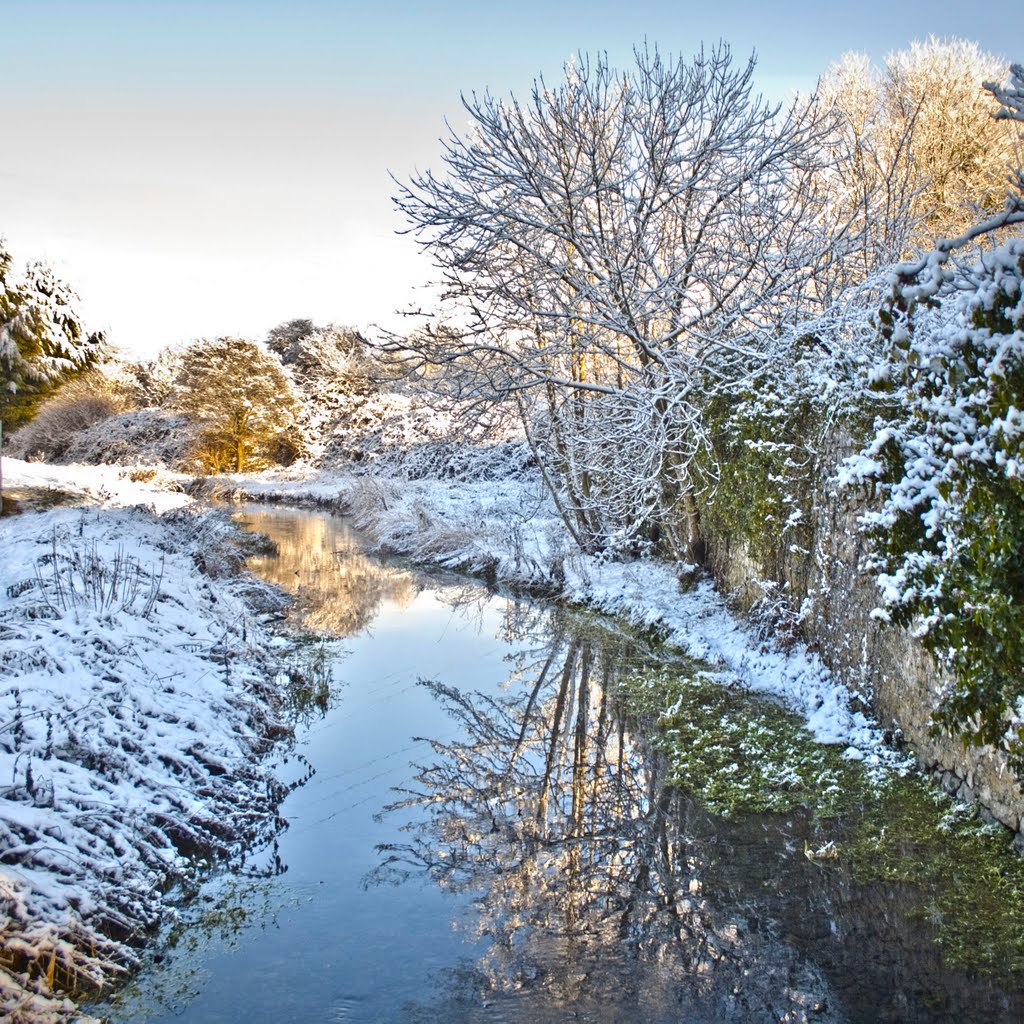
[9, 397, 118, 462]
[345, 478, 401, 525]
[8, 377, 123, 462]
[747, 580, 806, 653]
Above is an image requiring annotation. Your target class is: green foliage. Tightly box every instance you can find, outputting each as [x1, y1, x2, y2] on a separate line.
[171, 337, 303, 474]
[620, 665, 1024, 975]
[860, 243, 1024, 762]
[0, 242, 104, 433]
[617, 668, 855, 817]
[847, 774, 1024, 975]
[695, 341, 823, 571]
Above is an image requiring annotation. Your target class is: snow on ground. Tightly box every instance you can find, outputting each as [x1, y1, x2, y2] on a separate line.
[0, 461, 298, 1022]
[2, 459, 191, 515]
[235, 462, 894, 762]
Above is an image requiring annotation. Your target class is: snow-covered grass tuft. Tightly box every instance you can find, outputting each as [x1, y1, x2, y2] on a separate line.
[27, 533, 164, 620]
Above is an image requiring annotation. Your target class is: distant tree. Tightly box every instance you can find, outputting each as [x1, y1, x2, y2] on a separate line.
[266, 318, 316, 359]
[819, 38, 1017, 256]
[267, 320, 374, 389]
[171, 337, 302, 473]
[0, 240, 104, 491]
[987, 60, 1024, 201]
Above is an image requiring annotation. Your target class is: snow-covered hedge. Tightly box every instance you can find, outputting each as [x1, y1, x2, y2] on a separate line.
[845, 238, 1024, 760]
[8, 409, 198, 471]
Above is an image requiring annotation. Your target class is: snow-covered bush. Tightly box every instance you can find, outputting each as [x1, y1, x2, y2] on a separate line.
[842, 62, 1024, 761]
[317, 383, 528, 479]
[319, 390, 449, 468]
[364, 438, 535, 482]
[32, 409, 196, 470]
[265, 320, 391, 466]
[6, 372, 127, 462]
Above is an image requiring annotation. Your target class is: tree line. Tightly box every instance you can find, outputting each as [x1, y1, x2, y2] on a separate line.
[0, 312, 380, 478]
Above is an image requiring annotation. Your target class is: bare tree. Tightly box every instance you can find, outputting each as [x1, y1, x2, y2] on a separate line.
[819, 38, 1017, 258]
[394, 45, 851, 557]
[987, 61, 1024, 203]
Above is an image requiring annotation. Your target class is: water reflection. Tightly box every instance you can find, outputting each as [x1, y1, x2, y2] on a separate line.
[370, 610, 843, 1022]
[371, 607, 1024, 1024]
[94, 508, 1024, 1024]
[98, 879, 299, 1020]
[235, 507, 416, 636]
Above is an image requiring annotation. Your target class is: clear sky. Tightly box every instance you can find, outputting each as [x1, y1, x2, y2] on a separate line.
[1, 0, 1017, 359]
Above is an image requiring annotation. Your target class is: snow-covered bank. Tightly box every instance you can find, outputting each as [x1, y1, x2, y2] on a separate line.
[235, 465, 896, 762]
[1, 459, 192, 514]
[0, 461, 299, 1022]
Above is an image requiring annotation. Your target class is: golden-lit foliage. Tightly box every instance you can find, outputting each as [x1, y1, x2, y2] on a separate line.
[172, 338, 302, 474]
[819, 38, 1018, 254]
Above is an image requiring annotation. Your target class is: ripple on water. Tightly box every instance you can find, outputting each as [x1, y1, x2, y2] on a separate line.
[329, 994, 365, 1021]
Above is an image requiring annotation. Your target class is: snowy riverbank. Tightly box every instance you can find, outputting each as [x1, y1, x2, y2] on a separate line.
[234, 463, 896, 762]
[0, 461, 301, 1022]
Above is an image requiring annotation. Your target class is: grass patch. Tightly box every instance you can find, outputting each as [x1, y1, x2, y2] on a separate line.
[617, 668, 859, 817]
[845, 773, 1024, 975]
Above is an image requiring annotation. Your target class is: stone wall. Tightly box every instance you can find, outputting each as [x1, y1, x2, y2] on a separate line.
[704, 435, 1024, 837]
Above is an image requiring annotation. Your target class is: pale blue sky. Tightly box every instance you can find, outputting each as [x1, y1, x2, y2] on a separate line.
[1, 0, 1016, 357]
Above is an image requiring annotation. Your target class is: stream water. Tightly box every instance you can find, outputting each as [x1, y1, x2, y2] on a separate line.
[93, 507, 1024, 1023]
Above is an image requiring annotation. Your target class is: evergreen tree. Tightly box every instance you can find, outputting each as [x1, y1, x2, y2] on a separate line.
[0, 240, 104, 492]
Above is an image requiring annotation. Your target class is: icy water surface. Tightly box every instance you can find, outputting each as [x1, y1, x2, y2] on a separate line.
[93, 507, 1024, 1023]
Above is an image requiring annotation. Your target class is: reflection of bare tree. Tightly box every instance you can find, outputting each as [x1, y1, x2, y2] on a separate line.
[371, 602, 1024, 1023]
[236, 508, 416, 636]
[372, 613, 841, 1022]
